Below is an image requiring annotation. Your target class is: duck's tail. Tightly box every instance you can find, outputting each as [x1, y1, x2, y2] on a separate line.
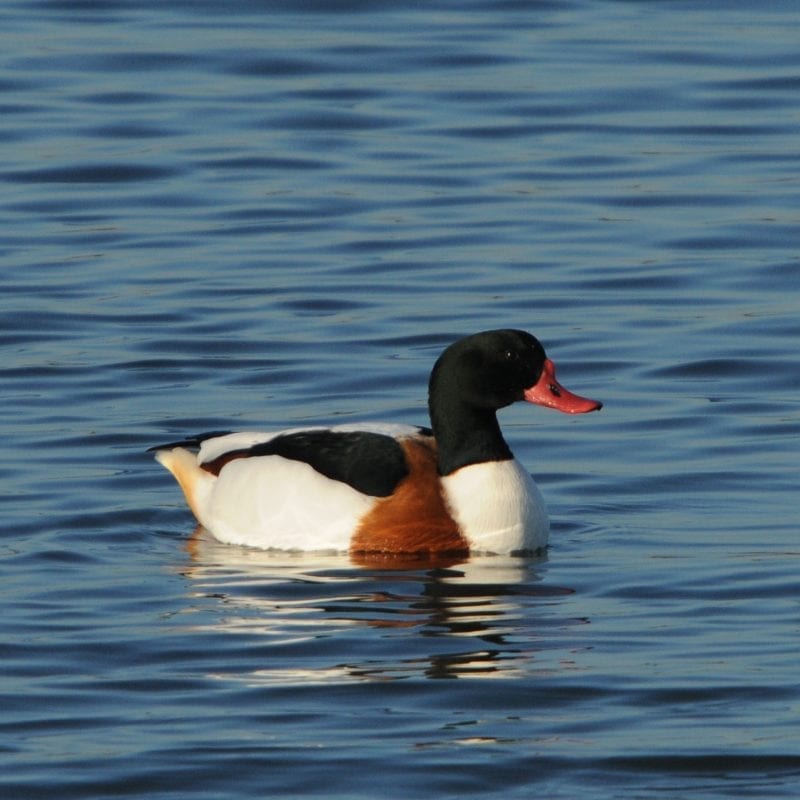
[153, 447, 214, 524]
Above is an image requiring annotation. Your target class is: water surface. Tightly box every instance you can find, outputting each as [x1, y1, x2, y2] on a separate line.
[2, 1, 799, 797]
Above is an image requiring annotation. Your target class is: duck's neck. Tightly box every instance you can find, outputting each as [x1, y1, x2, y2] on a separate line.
[429, 399, 513, 476]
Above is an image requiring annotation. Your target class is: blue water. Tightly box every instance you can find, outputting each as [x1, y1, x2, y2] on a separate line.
[2, 1, 799, 797]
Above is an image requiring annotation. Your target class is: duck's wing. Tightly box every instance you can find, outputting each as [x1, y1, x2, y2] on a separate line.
[150, 424, 432, 498]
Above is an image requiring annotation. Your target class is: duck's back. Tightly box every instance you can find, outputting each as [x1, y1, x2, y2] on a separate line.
[153, 423, 434, 551]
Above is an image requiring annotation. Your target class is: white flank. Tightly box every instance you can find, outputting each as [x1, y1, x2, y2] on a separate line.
[155, 423, 425, 552]
[440, 459, 549, 554]
[203, 454, 378, 551]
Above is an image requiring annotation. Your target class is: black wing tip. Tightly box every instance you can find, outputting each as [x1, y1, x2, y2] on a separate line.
[147, 430, 232, 453]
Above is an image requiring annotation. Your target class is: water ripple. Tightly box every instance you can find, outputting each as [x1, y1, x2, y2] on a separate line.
[2, 1, 799, 798]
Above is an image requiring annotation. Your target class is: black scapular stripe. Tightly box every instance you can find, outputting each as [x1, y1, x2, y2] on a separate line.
[248, 430, 410, 497]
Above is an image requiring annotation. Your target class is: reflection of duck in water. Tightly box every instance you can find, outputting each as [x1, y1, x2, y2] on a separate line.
[152, 329, 601, 563]
[182, 540, 581, 682]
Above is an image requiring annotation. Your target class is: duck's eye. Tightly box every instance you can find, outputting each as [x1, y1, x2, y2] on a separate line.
[503, 349, 514, 360]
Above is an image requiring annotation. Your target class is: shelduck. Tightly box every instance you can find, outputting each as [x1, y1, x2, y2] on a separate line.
[150, 329, 601, 561]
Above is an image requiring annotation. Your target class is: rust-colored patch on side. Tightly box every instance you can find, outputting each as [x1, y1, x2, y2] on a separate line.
[200, 449, 249, 476]
[350, 438, 468, 561]
[350, 549, 469, 570]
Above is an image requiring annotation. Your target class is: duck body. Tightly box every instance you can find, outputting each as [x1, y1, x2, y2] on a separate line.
[151, 329, 601, 560]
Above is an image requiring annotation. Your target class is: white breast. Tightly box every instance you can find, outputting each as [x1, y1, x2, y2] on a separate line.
[440, 459, 549, 554]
